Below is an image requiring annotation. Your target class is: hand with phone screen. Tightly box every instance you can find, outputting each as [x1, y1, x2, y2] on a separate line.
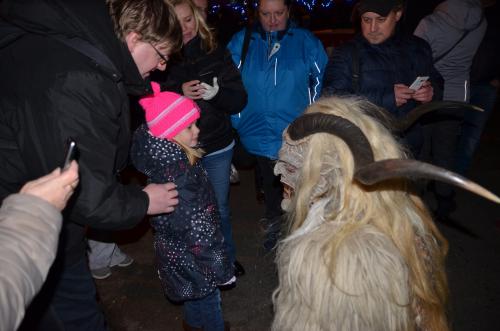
[62, 139, 77, 171]
[182, 80, 206, 100]
[394, 84, 415, 107]
[394, 76, 433, 106]
[409, 76, 429, 91]
[20, 161, 79, 211]
[411, 77, 433, 103]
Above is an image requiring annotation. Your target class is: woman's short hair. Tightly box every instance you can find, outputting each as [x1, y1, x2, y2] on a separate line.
[108, 0, 182, 51]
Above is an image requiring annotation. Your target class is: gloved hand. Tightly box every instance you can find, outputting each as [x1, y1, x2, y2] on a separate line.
[200, 77, 219, 101]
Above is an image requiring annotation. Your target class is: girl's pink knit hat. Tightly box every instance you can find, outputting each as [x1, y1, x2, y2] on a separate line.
[139, 82, 200, 140]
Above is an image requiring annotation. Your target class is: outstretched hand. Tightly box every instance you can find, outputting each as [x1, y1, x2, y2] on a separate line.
[20, 161, 79, 211]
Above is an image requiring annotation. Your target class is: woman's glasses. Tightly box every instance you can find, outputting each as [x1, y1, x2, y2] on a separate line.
[149, 43, 168, 66]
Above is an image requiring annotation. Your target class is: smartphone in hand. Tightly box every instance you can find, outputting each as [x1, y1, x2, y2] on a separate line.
[198, 70, 214, 84]
[409, 76, 429, 91]
[62, 139, 77, 171]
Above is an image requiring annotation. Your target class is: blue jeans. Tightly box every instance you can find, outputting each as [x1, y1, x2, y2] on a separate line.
[20, 258, 107, 331]
[455, 83, 497, 175]
[183, 289, 224, 331]
[202, 147, 236, 264]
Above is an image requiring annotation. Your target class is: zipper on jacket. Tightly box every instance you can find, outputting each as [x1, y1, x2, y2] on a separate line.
[273, 58, 278, 86]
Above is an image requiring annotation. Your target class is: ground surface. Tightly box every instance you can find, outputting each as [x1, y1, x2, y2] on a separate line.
[96, 104, 500, 331]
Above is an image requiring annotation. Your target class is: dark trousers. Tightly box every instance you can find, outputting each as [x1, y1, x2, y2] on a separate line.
[19, 258, 107, 331]
[455, 83, 497, 175]
[420, 108, 464, 217]
[255, 156, 283, 220]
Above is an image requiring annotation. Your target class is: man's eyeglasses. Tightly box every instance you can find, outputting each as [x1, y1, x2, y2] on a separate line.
[150, 43, 168, 66]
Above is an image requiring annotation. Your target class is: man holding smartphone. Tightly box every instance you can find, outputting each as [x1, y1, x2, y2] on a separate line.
[0, 0, 181, 330]
[322, 0, 442, 154]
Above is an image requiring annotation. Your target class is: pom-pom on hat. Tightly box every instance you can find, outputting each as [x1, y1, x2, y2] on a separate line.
[139, 82, 200, 140]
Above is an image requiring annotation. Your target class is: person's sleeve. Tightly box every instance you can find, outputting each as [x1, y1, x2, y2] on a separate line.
[365, 85, 398, 110]
[416, 36, 444, 101]
[321, 44, 355, 96]
[0, 194, 62, 331]
[48, 74, 149, 229]
[226, 30, 244, 68]
[307, 34, 328, 102]
[206, 48, 247, 115]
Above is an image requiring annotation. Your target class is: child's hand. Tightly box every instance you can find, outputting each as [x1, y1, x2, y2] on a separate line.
[143, 182, 179, 215]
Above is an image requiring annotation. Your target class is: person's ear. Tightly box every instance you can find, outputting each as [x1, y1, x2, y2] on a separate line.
[125, 31, 141, 53]
[395, 10, 403, 22]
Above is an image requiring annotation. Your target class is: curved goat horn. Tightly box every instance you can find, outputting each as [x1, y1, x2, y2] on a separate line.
[287, 113, 499, 204]
[395, 101, 483, 132]
[288, 113, 375, 169]
[355, 159, 500, 204]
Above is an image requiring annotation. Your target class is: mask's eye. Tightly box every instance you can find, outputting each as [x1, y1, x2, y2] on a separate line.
[285, 164, 296, 173]
[276, 160, 296, 173]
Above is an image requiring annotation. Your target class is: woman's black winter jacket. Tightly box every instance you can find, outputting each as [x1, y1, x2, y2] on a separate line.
[158, 36, 247, 154]
[0, 0, 150, 264]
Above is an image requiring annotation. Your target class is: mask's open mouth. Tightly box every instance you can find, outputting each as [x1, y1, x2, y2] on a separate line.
[282, 183, 294, 200]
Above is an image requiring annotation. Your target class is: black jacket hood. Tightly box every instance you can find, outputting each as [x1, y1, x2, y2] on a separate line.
[0, 0, 150, 95]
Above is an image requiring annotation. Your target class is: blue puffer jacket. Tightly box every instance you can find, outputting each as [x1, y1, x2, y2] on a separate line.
[322, 33, 442, 117]
[227, 22, 328, 159]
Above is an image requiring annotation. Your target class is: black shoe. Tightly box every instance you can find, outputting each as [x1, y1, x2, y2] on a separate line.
[234, 260, 245, 277]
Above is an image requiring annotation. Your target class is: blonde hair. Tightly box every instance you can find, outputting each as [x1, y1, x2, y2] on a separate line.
[274, 96, 448, 331]
[168, 0, 217, 52]
[173, 138, 204, 165]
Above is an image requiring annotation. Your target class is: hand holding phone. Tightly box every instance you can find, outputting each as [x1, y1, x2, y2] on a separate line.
[409, 76, 429, 91]
[62, 139, 77, 171]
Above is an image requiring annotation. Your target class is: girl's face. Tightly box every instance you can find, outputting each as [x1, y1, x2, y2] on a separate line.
[174, 3, 197, 45]
[175, 122, 199, 147]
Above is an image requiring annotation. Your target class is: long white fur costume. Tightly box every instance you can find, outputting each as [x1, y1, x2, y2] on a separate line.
[273, 200, 411, 331]
[272, 97, 448, 331]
